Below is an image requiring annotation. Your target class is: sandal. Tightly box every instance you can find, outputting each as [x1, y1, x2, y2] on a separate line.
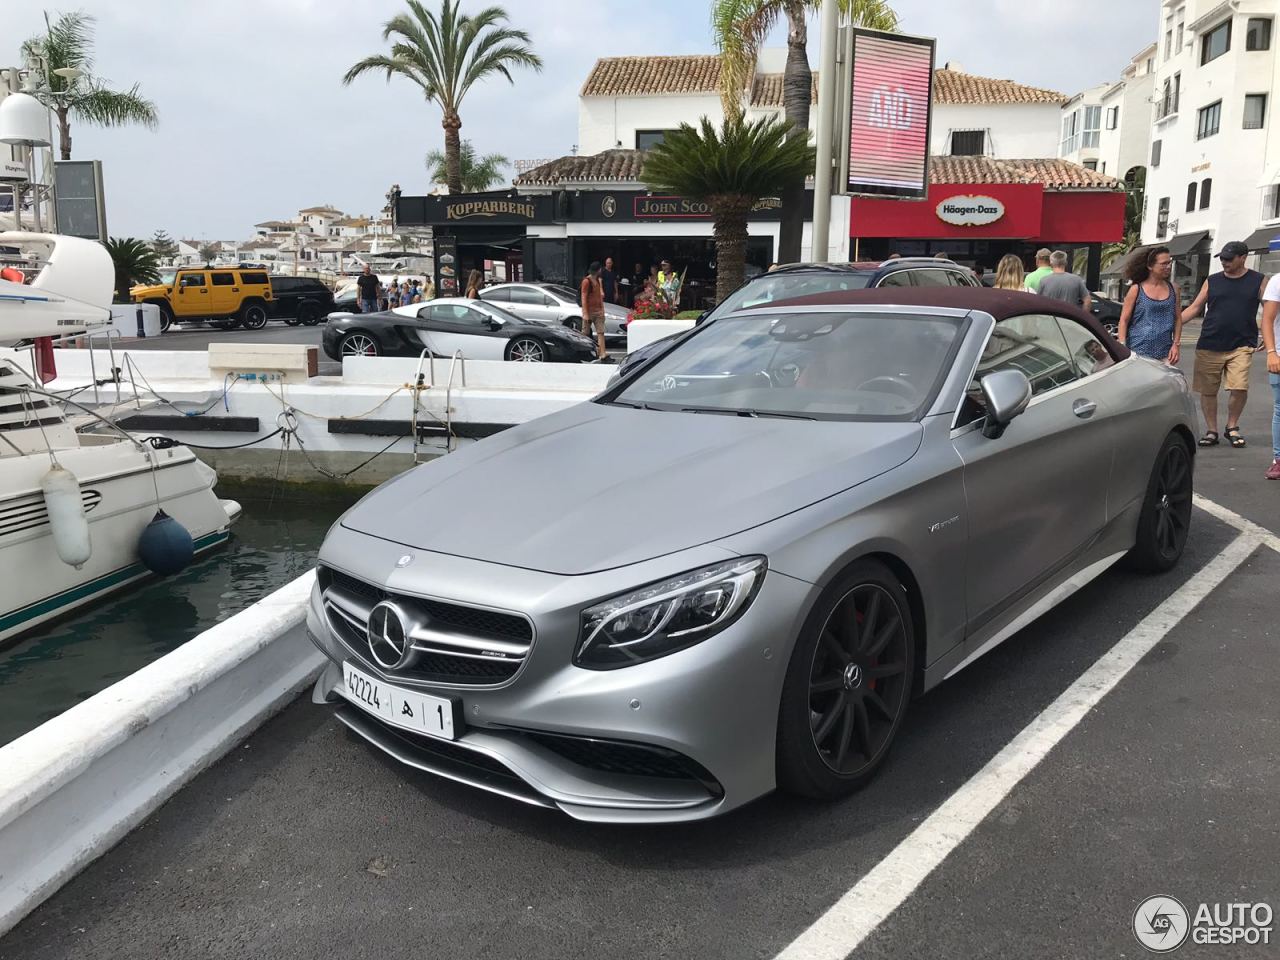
[1198, 431, 1219, 447]
[1225, 427, 1246, 449]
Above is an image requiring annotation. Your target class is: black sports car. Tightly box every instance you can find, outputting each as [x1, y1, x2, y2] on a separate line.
[322, 297, 599, 362]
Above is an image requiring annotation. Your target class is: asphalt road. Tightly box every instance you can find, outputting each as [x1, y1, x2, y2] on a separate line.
[4, 351, 1278, 960]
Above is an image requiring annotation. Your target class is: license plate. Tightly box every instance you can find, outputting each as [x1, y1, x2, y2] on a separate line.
[341, 661, 460, 740]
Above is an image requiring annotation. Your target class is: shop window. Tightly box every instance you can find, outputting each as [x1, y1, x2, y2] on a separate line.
[1200, 178, 1212, 209]
[1247, 18, 1272, 51]
[1196, 100, 1221, 139]
[950, 130, 985, 156]
[1244, 93, 1267, 129]
[1186, 182, 1198, 212]
[1157, 197, 1170, 239]
[1201, 20, 1231, 64]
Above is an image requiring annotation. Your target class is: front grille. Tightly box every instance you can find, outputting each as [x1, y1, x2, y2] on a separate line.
[319, 564, 533, 686]
[523, 732, 722, 794]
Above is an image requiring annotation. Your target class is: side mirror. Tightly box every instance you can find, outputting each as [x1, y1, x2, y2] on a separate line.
[980, 369, 1032, 439]
[486, 317, 503, 330]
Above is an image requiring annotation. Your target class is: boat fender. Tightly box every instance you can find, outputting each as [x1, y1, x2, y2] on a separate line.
[138, 509, 194, 576]
[41, 465, 92, 569]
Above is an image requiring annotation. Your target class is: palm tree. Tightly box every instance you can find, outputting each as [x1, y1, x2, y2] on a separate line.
[425, 141, 509, 193]
[644, 116, 814, 302]
[342, 0, 541, 195]
[713, 0, 898, 263]
[21, 11, 158, 161]
[103, 237, 160, 303]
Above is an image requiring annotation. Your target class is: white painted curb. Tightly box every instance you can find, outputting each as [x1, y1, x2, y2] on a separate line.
[0, 569, 322, 936]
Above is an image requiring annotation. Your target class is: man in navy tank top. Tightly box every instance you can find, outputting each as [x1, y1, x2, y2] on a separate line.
[1181, 241, 1269, 449]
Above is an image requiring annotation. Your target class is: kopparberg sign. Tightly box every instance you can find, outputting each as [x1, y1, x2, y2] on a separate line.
[936, 195, 1005, 227]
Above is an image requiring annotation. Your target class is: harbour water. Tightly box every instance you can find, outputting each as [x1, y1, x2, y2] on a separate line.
[0, 489, 355, 747]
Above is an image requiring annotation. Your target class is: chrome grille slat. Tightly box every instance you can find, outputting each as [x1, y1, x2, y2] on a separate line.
[318, 565, 533, 687]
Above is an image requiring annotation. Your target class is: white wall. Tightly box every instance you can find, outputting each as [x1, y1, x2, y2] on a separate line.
[578, 94, 726, 154]
[1116, 71, 1157, 179]
[931, 103, 1062, 159]
[1143, 0, 1276, 268]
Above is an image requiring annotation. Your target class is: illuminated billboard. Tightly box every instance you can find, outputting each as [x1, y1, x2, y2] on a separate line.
[844, 29, 935, 199]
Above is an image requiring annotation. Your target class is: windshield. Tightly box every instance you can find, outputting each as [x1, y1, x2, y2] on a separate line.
[156, 270, 177, 286]
[612, 310, 962, 421]
[710, 270, 873, 317]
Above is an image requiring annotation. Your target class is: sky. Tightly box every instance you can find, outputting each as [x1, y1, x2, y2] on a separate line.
[6, 0, 1155, 242]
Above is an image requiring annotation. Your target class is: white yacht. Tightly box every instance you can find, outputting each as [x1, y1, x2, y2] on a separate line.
[0, 231, 239, 645]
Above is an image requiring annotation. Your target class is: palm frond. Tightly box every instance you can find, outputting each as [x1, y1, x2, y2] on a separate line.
[835, 0, 899, 31]
[70, 82, 158, 129]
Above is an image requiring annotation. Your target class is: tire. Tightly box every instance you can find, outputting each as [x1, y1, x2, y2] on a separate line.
[239, 300, 269, 330]
[506, 337, 546, 362]
[1126, 433, 1193, 573]
[153, 301, 175, 332]
[339, 332, 381, 357]
[283, 314, 302, 327]
[209, 319, 242, 331]
[298, 302, 322, 326]
[777, 559, 915, 800]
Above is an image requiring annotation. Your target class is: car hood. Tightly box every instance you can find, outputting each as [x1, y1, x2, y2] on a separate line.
[131, 283, 169, 298]
[340, 403, 922, 575]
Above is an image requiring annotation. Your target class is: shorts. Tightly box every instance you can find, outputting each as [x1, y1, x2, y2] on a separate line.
[1193, 346, 1254, 394]
[583, 312, 605, 334]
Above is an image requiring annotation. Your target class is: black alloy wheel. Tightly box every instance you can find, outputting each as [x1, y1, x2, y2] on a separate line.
[298, 301, 321, 326]
[240, 302, 269, 330]
[778, 559, 915, 799]
[1127, 433, 1193, 573]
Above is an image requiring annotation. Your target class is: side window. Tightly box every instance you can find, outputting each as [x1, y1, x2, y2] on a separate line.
[947, 269, 977, 287]
[1054, 317, 1116, 377]
[509, 287, 544, 305]
[211, 272, 235, 286]
[963, 314, 1080, 424]
[876, 270, 913, 288]
[431, 304, 486, 326]
[179, 273, 206, 287]
[482, 287, 511, 302]
[239, 271, 270, 285]
[542, 294, 557, 307]
[910, 270, 952, 287]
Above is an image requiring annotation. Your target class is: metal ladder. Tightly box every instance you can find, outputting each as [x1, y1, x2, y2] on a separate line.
[410, 349, 466, 463]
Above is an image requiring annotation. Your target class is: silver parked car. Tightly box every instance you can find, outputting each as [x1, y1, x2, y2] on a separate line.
[479, 282, 629, 341]
[308, 287, 1197, 823]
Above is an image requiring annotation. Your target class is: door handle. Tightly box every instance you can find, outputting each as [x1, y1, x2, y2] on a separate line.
[231, 287, 239, 292]
[1073, 399, 1097, 419]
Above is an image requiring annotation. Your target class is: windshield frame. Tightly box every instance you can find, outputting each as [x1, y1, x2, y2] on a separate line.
[602, 306, 971, 423]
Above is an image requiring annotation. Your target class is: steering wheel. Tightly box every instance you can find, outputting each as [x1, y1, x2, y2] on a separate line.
[853, 375, 917, 399]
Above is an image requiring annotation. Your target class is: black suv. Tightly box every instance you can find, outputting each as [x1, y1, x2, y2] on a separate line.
[269, 276, 336, 326]
[613, 258, 980, 381]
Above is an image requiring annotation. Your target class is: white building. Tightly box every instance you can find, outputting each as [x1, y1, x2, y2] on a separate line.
[1143, 1, 1278, 296]
[1061, 46, 1157, 180]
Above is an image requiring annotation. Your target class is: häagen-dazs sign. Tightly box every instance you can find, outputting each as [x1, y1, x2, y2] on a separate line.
[936, 195, 1005, 227]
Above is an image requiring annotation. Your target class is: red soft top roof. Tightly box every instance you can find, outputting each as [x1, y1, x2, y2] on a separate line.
[764, 286, 1130, 361]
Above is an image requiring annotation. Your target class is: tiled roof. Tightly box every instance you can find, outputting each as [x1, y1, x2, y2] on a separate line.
[515, 149, 647, 186]
[298, 205, 342, 215]
[581, 55, 722, 97]
[933, 69, 1066, 105]
[749, 72, 818, 108]
[930, 156, 1121, 190]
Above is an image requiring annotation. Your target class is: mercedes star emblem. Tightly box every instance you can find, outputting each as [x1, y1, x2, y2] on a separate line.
[396, 554, 414, 568]
[367, 601, 411, 669]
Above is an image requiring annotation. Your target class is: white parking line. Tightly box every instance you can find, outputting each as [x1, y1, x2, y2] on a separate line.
[1193, 493, 1280, 554]
[774, 529, 1262, 960]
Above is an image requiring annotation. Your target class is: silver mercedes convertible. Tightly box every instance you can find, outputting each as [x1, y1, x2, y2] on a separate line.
[307, 287, 1197, 823]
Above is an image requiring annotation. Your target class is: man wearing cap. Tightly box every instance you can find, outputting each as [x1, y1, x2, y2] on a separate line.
[1181, 240, 1269, 448]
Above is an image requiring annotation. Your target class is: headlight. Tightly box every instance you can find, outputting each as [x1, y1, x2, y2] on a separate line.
[575, 557, 766, 669]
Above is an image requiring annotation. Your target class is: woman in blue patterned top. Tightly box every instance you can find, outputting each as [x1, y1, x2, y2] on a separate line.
[1117, 246, 1182, 364]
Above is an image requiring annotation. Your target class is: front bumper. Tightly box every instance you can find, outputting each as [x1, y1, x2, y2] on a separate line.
[307, 524, 811, 822]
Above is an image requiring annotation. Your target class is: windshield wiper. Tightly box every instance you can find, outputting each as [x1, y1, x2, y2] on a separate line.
[679, 405, 815, 420]
[606, 399, 663, 410]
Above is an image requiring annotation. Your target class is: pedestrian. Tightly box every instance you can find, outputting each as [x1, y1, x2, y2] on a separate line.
[465, 269, 482, 299]
[1261, 275, 1280, 478]
[1024, 248, 1053, 293]
[630, 261, 646, 306]
[992, 254, 1025, 291]
[1117, 245, 1181, 363]
[1181, 240, 1268, 449]
[1036, 251, 1092, 311]
[934, 251, 949, 261]
[384, 279, 398, 312]
[601, 256, 619, 304]
[401, 281, 415, 307]
[356, 264, 379, 314]
[973, 265, 987, 284]
[579, 261, 608, 361]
